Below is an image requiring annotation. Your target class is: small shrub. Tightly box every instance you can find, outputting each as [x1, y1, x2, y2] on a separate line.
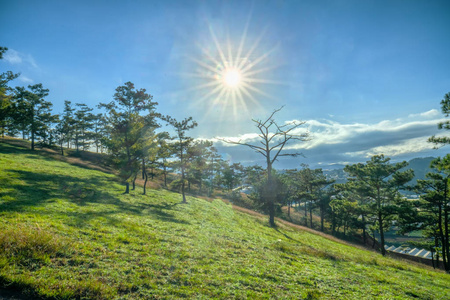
[304, 289, 322, 299]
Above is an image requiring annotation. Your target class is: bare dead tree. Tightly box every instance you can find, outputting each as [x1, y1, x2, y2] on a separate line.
[220, 106, 310, 226]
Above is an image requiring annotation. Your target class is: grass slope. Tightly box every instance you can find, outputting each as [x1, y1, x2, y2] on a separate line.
[0, 142, 449, 299]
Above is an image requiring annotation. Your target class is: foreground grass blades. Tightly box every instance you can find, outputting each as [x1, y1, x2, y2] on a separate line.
[0, 142, 449, 299]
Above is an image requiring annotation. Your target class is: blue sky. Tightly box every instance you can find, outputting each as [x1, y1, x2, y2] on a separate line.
[1, 0, 450, 169]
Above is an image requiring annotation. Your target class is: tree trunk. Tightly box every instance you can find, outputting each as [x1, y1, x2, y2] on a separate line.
[124, 182, 130, 194]
[132, 173, 137, 190]
[331, 210, 336, 234]
[143, 171, 148, 195]
[443, 180, 449, 272]
[377, 185, 386, 256]
[31, 131, 35, 150]
[163, 166, 167, 187]
[438, 195, 447, 270]
[269, 200, 275, 227]
[309, 205, 313, 229]
[431, 250, 435, 269]
[304, 200, 308, 227]
[362, 214, 366, 245]
[181, 146, 187, 203]
[444, 207, 449, 272]
[181, 176, 186, 203]
[31, 107, 35, 150]
[378, 211, 386, 256]
[441, 207, 448, 272]
[267, 162, 275, 227]
[435, 236, 439, 267]
[75, 129, 79, 153]
[320, 203, 324, 232]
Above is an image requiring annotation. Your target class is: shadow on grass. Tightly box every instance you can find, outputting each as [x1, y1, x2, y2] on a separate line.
[0, 142, 30, 155]
[0, 277, 53, 300]
[273, 227, 343, 261]
[25, 154, 59, 162]
[274, 227, 301, 243]
[1, 169, 189, 226]
[134, 201, 189, 224]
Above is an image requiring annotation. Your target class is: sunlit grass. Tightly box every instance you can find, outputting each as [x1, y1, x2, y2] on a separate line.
[0, 142, 449, 299]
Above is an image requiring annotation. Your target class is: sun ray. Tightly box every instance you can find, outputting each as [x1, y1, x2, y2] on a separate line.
[235, 86, 250, 114]
[211, 88, 227, 108]
[240, 44, 279, 74]
[231, 89, 238, 119]
[240, 85, 262, 107]
[200, 87, 228, 123]
[243, 78, 288, 85]
[209, 25, 228, 71]
[188, 56, 222, 75]
[183, 80, 221, 93]
[197, 44, 223, 68]
[197, 84, 224, 104]
[241, 81, 275, 100]
[241, 65, 281, 78]
[185, 19, 284, 122]
[175, 71, 217, 81]
[235, 12, 251, 71]
[237, 26, 268, 70]
[227, 32, 234, 68]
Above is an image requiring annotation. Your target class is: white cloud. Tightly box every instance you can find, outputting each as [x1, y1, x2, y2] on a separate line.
[4, 49, 22, 64]
[345, 136, 439, 158]
[26, 54, 38, 69]
[408, 109, 440, 119]
[3, 49, 38, 69]
[284, 113, 445, 151]
[19, 75, 34, 84]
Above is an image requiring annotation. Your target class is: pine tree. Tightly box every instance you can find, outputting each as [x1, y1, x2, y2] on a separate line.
[99, 82, 158, 193]
[162, 116, 197, 203]
[344, 155, 414, 256]
[0, 47, 20, 138]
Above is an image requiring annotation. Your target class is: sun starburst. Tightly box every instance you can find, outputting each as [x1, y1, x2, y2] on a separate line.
[222, 68, 242, 88]
[184, 21, 282, 122]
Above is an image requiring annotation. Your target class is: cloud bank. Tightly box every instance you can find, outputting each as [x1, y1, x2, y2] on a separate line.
[211, 109, 448, 169]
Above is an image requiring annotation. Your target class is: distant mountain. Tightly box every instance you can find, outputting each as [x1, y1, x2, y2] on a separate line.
[402, 157, 435, 184]
[323, 157, 437, 186]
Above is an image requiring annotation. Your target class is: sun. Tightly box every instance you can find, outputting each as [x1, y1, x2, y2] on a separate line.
[182, 20, 281, 121]
[222, 68, 242, 88]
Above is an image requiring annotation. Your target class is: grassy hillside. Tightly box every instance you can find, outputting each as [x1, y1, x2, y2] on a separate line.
[0, 142, 449, 299]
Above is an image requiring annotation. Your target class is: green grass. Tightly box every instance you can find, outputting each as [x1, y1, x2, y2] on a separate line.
[0, 142, 449, 299]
